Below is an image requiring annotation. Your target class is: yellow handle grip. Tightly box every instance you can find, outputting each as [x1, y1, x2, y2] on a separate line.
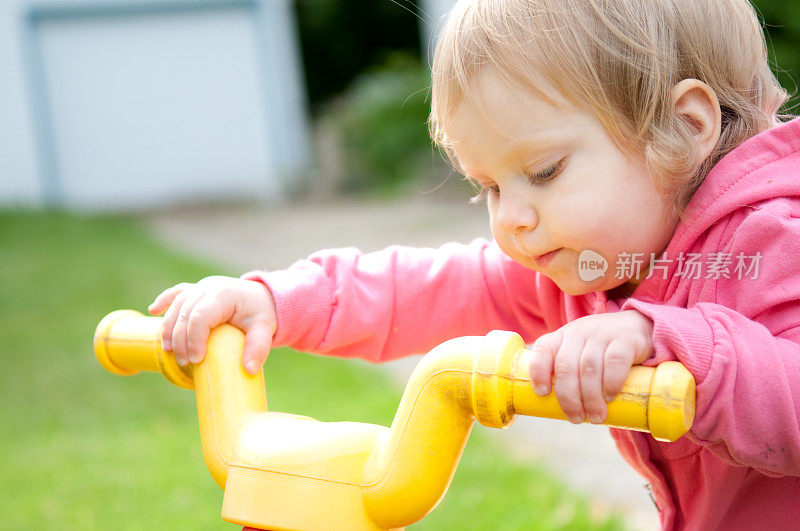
[93, 309, 194, 389]
[513, 361, 695, 442]
[501, 337, 695, 442]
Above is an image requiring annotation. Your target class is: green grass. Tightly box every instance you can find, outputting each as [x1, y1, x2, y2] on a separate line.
[0, 211, 626, 530]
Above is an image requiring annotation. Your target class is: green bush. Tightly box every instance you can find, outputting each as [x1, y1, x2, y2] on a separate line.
[322, 52, 441, 195]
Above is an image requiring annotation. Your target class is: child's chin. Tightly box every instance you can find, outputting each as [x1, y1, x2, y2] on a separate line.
[553, 276, 608, 296]
[555, 281, 595, 297]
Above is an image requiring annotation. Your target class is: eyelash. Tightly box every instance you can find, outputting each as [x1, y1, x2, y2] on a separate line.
[468, 159, 565, 204]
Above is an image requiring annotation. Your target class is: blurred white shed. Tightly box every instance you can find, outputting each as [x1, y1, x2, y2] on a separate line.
[1, 0, 310, 210]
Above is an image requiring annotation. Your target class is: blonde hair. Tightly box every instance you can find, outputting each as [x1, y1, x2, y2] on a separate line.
[429, 0, 790, 213]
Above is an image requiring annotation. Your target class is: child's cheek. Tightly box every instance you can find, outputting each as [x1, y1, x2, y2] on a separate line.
[493, 232, 522, 262]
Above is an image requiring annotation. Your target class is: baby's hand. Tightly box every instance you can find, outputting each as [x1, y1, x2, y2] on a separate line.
[148, 276, 277, 374]
[528, 310, 654, 425]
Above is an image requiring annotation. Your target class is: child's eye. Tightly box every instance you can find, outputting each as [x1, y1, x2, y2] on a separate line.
[527, 158, 565, 185]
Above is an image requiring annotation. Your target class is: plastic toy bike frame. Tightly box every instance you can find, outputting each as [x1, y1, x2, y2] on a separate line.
[94, 310, 694, 530]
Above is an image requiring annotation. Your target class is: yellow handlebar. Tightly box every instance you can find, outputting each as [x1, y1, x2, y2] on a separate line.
[94, 310, 695, 530]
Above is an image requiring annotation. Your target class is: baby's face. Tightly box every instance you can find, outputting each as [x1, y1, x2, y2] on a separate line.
[448, 69, 679, 296]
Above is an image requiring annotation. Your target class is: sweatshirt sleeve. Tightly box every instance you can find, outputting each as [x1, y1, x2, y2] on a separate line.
[242, 238, 563, 362]
[621, 203, 800, 477]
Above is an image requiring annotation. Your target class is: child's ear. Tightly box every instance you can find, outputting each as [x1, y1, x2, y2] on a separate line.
[670, 79, 722, 160]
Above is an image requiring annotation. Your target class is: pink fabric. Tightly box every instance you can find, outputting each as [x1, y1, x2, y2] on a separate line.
[243, 117, 800, 529]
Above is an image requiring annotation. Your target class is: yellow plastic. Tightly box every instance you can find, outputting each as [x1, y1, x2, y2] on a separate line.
[94, 310, 695, 530]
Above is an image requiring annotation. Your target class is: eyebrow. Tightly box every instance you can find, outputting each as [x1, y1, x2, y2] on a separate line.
[501, 128, 568, 159]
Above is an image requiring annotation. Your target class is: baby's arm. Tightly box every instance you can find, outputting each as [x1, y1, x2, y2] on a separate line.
[148, 276, 277, 374]
[243, 238, 557, 362]
[148, 239, 560, 372]
[622, 299, 800, 476]
[621, 207, 800, 476]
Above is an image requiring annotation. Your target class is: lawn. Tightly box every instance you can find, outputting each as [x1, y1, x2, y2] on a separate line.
[0, 211, 626, 530]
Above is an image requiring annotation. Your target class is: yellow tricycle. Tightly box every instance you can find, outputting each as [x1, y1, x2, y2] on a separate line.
[94, 310, 694, 530]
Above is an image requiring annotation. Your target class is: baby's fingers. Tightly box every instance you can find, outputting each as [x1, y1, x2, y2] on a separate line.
[184, 298, 232, 364]
[159, 288, 193, 351]
[528, 331, 562, 396]
[552, 333, 586, 424]
[148, 283, 190, 316]
[171, 290, 205, 365]
[602, 338, 636, 402]
[579, 341, 608, 424]
[241, 320, 275, 375]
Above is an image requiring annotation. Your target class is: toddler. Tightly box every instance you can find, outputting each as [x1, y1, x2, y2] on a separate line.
[149, 0, 800, 528]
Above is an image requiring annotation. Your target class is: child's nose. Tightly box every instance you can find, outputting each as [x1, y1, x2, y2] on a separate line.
[495, 194, 539, 234]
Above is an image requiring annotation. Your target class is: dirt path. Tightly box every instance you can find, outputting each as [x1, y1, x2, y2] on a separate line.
[143, 193, 659, 530]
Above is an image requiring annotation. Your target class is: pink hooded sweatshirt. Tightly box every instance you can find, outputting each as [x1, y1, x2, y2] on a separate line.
[245, 117, 800, 529]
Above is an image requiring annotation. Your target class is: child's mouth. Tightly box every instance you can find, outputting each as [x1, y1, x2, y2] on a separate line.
[533, 248, 562, 267]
